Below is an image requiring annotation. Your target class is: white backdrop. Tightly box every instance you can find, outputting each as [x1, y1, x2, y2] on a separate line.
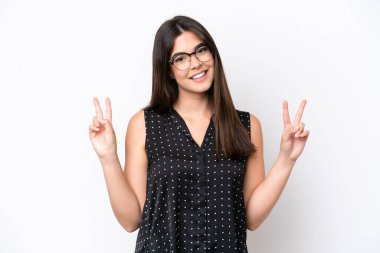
[1, 0, 379, 252]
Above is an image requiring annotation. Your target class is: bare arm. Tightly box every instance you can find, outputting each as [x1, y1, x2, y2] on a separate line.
[245, 100, 310, 231]
[245, 155, 295, 230]
[243, 114, 295, 230]
[100, 110, 148, 233]
[100, 155, 142, 233]
[90, 98, 147, 233]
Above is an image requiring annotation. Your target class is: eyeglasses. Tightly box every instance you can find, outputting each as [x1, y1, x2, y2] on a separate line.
[168, 45, 213, 71]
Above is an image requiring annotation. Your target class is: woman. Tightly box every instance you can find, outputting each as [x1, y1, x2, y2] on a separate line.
[89, 15, 309, 252]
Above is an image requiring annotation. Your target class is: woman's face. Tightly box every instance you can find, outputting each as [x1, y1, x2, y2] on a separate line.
[169, 31, 215, 96]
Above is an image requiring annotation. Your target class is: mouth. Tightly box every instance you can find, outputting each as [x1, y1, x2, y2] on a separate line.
[189, 70, 208, 80]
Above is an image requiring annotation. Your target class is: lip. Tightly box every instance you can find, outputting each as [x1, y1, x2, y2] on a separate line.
[189, 70, 208, 79]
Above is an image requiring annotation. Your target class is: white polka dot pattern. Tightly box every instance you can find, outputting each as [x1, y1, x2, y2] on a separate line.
[134, 106, 251, 253]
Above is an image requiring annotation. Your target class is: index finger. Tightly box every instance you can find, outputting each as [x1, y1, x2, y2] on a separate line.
[294, 99, 307, 125]
[283, 100, 291, 125]
[93, 97, 104, 119]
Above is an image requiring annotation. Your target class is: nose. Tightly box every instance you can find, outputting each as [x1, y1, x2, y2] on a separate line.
[189, 53, 201, 69]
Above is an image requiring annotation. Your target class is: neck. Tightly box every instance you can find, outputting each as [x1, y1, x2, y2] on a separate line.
[172, 95, 214, 116]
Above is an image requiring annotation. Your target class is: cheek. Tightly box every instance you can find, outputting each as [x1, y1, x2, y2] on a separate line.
[208, 60, 215, 75]
[208, 58, 215, 69]
[173, 69, 188, 80]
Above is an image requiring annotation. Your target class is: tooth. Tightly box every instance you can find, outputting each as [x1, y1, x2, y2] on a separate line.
[192, 71, 205, 79]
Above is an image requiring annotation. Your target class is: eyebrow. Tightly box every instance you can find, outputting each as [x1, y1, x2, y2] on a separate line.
[170, 42, 206, 60]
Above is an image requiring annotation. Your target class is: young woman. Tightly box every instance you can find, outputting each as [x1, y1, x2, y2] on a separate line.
[89, 15, 309, 253]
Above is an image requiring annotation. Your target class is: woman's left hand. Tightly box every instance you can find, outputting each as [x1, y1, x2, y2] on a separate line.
[279, 99, 310, 163]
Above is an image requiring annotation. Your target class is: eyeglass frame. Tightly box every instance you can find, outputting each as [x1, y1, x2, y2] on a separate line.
[168, 43, 213, 71]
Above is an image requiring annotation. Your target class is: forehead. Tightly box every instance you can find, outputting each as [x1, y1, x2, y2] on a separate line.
[171, 31, 203, 57]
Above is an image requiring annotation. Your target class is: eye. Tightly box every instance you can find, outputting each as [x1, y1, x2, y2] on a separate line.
[174, 55, 186, 63]
[197, 46, 209, 54]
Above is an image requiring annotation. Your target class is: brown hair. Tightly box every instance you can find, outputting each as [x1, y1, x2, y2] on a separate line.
[142, 15, 256, 160]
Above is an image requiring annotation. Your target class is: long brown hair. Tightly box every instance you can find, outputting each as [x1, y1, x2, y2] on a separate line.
[142, 15, 256, 161]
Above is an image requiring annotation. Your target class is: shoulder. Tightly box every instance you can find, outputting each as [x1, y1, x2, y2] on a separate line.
[236, 109, 262, 142]
[127, 107, 167, 138]
[235, 109, 250, 120]
[126, 110, 146, 144]
[235, 109, 250, 129]
[248, 112, 263, 146]
[129, 107, 163, 126]
[236, 109, 260, 124]
[235, 109, 261, 129]
[129, 110, 145, 128]
[249, 113, 261, 130]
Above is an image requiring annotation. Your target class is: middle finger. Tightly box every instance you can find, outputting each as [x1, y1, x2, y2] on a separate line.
[294, 99, 307, 125]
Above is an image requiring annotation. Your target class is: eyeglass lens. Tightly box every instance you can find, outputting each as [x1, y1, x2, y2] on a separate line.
[173, 46, 212, 70]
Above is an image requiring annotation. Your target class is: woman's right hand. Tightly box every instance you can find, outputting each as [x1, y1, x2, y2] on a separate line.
[89, 97, 117, 162]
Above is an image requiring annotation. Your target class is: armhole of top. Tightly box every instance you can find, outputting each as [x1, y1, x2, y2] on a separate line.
[143, 109, 149, 159]
[237, 109, 251, 141]
[247, 111, 252, 141]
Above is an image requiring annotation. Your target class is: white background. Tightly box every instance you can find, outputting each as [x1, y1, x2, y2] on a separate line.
[1, 0, 379, 252]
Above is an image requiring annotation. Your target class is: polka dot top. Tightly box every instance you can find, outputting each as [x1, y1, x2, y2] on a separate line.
[134, 106, 251, 253]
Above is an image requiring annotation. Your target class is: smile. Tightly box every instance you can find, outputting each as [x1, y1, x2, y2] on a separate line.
[190, 70, 208, 80]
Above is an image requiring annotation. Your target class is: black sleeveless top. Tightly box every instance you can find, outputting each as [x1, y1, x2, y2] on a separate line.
[134, 106, 251, 253]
